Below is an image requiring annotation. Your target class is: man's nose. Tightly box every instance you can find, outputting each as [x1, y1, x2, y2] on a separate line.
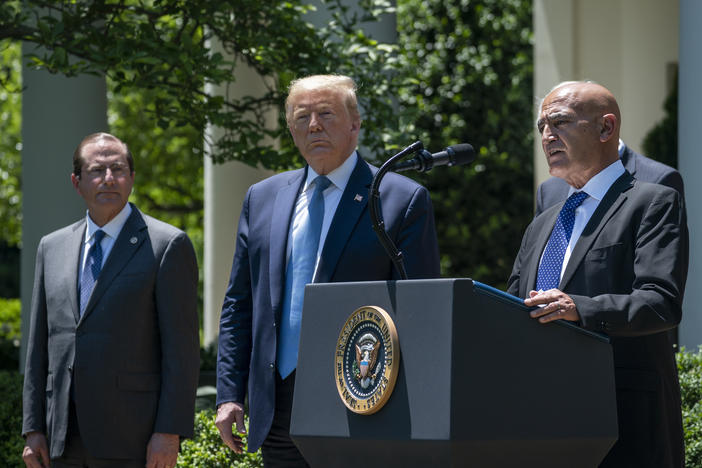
[541, 125, 557, 141]
[309, 113, 322, 131]
[103, 168, 116, 183]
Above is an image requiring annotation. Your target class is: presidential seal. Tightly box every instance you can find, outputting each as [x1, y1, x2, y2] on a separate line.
[334, 306, 400, 415]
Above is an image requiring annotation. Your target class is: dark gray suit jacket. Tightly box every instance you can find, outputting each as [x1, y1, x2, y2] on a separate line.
[22, 204, 200, 460]
[535, 144, 685, 216]
[508, 173, 687, 467]
[216, 155, 441, 451]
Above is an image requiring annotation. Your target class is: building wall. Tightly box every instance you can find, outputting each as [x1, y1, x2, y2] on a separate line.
[534, 0, 678, 187]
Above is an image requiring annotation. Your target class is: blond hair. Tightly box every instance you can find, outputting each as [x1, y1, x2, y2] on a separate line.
[285, 74, 361, 124]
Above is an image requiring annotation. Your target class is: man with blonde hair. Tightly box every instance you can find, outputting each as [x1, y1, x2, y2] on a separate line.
[215, 75, 440, 466]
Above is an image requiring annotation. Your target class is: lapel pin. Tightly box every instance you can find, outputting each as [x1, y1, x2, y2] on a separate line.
[354, 194, 363, 203]
[130, 237, 138, 244]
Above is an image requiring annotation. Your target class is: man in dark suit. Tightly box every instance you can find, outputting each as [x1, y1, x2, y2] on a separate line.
[214, 74, 440, 466]
[22, 133, 200, 468]
[534, 139, 685, 216]
[507, 82, 687, 467]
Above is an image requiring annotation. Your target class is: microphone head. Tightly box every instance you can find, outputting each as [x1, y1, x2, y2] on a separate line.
[447, 143, 476, 166]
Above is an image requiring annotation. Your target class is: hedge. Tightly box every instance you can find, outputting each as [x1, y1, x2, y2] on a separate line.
[4, 348, 702, 466]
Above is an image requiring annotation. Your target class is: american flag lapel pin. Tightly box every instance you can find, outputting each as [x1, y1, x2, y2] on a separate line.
[354, 194, 363, 203]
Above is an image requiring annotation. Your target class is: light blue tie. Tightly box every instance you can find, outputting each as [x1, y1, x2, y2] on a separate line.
[536, 191, 588, 291]
[278, 176, 332, 378]
[79, 229, 106, 316]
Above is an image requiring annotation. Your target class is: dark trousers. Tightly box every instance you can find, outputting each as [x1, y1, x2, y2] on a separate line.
[52, 399, 145, 468]
[260, 371, 310, 468]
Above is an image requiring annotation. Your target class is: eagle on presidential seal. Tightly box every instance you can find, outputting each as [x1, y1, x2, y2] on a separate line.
[354, 333, 381, 389]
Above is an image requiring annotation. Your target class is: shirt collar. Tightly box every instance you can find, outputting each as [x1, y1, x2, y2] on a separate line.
[84, 203, 133, 243]
[568, 159, 625, 203]
[304, 150, 357, 192]
[617, 139, 624, 157]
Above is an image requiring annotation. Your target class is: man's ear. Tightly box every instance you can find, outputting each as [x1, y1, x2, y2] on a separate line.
[71, 173, 81, 193]
[600, 113, 617, 142]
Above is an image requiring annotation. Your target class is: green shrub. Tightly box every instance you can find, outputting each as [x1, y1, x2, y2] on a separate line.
[679, 347, 702, 467]
[178, 409, 262, 468]
[0, 370, 24, 468]
[0, 298, 20, 371]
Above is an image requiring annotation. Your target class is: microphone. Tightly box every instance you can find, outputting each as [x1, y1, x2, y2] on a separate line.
[392, 143, 475, 173]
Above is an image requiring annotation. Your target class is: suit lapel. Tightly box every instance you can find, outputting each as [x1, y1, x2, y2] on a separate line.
[69, 221, 87, 323]
[269, 170, 306, 316]
[314, 157, 371, 283]
[79, 207, 147, 323]
[560, 173, 634, 289]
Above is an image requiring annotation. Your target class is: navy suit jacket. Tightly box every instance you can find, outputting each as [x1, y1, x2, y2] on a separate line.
[534, 144, 685, 216]
[216, 155, 440, 451]
[509, 173, 687, 467]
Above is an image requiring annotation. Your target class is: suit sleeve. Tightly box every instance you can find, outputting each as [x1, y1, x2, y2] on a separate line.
[22, 238, 49, 436]
[506, 221, 535, 297]
[394, 185, 441, 279]
[153, 231, 200, 437]
[573, 189, 687, 337]
[216, 188, 253, 406]
[656, 169, 686, 201]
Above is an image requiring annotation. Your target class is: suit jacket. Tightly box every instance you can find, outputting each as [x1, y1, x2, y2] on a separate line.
[216, 155, 441, 451]
[22, 204, 200, 460]
[508, 173, 687, 467]
[534, 144, 685, 216]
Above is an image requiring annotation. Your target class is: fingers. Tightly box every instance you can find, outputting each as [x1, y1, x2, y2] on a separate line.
[234, 406, 246, 434]
[215, 402, 245, 454]
[23, 432, 50, 468]
[525, 289, 579, 322]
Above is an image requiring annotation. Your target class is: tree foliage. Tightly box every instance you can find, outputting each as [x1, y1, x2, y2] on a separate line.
[0, 40, 21, 248]
[643, 72, 678, 169]
[396, 0, 534, 287]
[0, 0, 403, 170]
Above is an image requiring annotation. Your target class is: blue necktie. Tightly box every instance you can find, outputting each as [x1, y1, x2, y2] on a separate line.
[536, 191, 588, 291]
[80, 229, 105, 316]
[278, 176, 332, 378]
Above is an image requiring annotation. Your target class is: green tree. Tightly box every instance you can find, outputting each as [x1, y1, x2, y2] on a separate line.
[396, 0, 533, 287]
[0, 0, 403, 169]
[0, 39, 22, 248]
[643, 73, 678, 169]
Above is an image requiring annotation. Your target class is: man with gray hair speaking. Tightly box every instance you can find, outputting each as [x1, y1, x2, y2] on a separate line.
[508, 82, 687, 467]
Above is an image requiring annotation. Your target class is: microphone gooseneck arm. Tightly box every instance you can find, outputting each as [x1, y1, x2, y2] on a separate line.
[368, 141, 424, 281]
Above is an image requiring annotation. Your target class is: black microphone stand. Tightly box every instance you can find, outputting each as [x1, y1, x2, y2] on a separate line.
[368, 141, 424, 280]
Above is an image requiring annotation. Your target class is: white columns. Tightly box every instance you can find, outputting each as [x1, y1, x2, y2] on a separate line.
[19, 45, 107, 366]
[678, 0, 702, 349]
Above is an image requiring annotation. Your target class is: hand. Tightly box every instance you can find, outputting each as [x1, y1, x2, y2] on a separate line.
[145, 432, 179, 468]
[215, 401, 246, 454]
[22, 432, 50, 468]
[524, 289, 580, 323]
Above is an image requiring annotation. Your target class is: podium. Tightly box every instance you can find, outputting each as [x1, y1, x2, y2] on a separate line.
[290, 279, 617, 467]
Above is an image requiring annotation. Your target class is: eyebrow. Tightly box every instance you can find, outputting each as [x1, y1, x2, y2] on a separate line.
[536, 111, 572, 128]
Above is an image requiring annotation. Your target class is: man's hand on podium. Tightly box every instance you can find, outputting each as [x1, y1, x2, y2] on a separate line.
[525, 289, 580, 323]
